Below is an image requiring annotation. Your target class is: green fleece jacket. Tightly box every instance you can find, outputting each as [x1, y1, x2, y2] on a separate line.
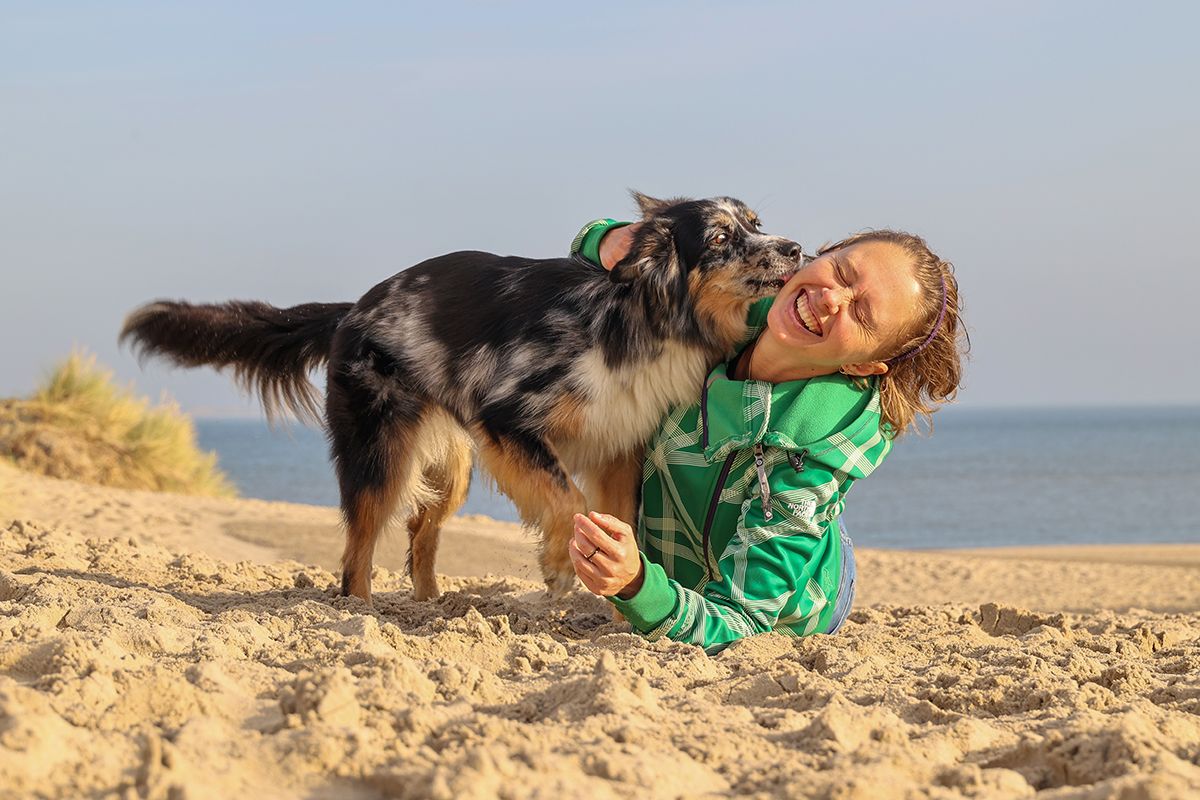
[572, 220, 893, 652]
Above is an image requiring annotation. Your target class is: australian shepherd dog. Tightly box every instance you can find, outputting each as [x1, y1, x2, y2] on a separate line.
[121, 193, 803, 604]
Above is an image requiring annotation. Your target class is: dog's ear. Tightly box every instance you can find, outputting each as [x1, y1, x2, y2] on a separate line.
[610, 219, 685, 300]
[610, 255, 641, 285]
[631, 191, 673, 219]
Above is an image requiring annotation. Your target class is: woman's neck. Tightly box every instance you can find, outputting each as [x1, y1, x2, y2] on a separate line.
[734, 333, 840, 383]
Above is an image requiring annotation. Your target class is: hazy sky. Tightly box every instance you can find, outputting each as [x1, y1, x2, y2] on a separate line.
[4, 1, 1198, 414]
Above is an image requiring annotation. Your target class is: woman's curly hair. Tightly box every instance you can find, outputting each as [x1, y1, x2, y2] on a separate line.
[818, 230, 969, 437]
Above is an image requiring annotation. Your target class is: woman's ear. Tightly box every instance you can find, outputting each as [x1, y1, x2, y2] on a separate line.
[840, 361, 889, 377]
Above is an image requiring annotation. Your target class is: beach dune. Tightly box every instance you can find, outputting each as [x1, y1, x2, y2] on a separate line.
[2, 460, 1199, 799]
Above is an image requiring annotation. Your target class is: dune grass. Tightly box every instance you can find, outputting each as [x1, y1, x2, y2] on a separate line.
[0, 352, 235, 497]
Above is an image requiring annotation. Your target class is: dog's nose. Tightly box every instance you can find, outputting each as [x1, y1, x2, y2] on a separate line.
[780, 241, 804, 263]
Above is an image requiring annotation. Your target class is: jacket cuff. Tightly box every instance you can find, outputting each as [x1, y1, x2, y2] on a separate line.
[609, 554, 677, 632]
[570, 218, 632, 267]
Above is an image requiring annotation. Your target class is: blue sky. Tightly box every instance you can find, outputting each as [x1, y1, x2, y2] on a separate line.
[3, 2, 1198, 413]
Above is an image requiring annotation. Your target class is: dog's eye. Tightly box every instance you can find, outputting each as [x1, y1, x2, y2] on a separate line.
[712, 232, 730, 247]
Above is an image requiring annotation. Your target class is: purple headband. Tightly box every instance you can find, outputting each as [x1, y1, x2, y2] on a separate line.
[886, 276, 948, 366]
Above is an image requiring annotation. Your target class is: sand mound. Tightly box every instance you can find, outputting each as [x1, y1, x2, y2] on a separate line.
[0, 353, 233, 497]
[3, 515, 1200, 799]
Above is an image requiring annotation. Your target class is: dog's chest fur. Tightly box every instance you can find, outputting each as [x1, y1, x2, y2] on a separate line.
[557, 340, 711, 469]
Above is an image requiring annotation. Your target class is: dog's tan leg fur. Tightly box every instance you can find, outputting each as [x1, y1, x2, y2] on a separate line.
[583, 447, 644, 625]
[406, 431, 472, 601]
[341, 473, 407, 606]
[475, 435, 585, 594]
[585, 447, 643, 526]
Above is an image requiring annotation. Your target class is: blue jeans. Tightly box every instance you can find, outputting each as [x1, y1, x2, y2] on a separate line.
[825, 519, 857, 635]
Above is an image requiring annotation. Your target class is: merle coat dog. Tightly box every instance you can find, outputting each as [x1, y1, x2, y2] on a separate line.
[122, 194, 803, 604]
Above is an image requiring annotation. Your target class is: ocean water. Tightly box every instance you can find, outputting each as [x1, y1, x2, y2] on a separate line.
[195, 406, 1200, 550]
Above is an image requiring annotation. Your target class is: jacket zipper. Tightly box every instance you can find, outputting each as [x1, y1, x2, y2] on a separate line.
[753, 443, 772, 521]
[700, 451, 738, 582]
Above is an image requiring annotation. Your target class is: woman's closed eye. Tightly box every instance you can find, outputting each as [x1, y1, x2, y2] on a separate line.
[835, 259, 876, 335]
[834, 258, 852, 291]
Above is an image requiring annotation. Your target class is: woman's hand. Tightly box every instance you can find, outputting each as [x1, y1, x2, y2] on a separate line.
[598, 223, 641, 271]
[570, 511, 645, 599]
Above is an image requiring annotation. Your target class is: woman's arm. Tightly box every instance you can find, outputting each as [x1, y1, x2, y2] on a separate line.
[570, 219, 640, 270]
[582, 467, 840, 654]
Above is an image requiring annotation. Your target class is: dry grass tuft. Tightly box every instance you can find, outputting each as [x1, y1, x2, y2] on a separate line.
[0, 351, 235, 497]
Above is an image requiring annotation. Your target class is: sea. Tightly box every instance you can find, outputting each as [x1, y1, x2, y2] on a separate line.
[195, 406, 1200, 550]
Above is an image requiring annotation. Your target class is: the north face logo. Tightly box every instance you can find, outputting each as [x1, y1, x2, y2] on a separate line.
[787, 500, 816, 517]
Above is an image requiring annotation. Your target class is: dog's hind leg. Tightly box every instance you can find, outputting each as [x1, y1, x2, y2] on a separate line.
[406, 419, 473, 601]
[474, 429, 585, 595]
[326, 353, 429, 605]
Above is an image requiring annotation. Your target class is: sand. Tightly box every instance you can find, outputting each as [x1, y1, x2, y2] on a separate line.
[2, 459, 1199, 799]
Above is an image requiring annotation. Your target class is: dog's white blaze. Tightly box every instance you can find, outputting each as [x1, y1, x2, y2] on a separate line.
[567, 341, 711, 467]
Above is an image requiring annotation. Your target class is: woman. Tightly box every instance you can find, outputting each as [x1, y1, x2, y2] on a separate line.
[566, 218, 966, 653]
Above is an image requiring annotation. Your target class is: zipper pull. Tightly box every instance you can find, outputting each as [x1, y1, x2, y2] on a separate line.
[788, 450, 808, 473]
[754, 443, 772, 520]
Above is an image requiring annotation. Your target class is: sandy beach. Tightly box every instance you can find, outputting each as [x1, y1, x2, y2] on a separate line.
[3, 459, 1199, 798]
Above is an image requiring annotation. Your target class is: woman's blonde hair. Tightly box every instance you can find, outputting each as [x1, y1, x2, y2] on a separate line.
[818, 230, 968, 438]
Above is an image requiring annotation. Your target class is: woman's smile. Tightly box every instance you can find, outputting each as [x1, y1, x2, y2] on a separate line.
[792, 290, 824, 337]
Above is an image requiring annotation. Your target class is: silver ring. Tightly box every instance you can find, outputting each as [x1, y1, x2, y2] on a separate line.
[585, 547, 600, 561]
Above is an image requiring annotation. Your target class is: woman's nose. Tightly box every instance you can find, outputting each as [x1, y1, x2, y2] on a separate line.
[819, 286, 851, 313]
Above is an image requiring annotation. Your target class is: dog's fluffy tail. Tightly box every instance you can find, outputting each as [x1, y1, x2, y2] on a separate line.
[120, 300, 354, 423]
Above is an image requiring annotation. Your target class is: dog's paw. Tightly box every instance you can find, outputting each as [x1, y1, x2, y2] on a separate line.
[544, 571, 578, 598]
[412, 587, 441, 602]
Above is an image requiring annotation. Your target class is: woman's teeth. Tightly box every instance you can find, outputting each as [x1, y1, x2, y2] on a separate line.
[794, 292, 822, 336]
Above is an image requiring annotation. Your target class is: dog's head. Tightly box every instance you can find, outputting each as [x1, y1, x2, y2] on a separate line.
[611, 192, 803, 349]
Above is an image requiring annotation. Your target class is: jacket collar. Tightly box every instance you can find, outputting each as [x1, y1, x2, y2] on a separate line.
[699, 361, 890, 478]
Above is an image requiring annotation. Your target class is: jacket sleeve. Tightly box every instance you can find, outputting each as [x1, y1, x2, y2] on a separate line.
[610, 462, 840, 653]
[570, 218, 632, 266]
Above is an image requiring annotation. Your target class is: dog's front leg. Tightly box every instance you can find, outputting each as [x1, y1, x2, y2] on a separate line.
[583, 447, 645, 624]
[584, 446, 644, 530]
[474, 430, 585, 595]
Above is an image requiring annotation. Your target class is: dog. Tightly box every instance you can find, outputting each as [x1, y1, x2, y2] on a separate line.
[121, 193, 803, 604]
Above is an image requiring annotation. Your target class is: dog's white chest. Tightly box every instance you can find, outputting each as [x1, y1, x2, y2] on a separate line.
[569, 342, 710, 465]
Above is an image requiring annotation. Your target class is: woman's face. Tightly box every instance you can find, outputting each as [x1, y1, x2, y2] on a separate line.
[763, 240, 924, 377]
